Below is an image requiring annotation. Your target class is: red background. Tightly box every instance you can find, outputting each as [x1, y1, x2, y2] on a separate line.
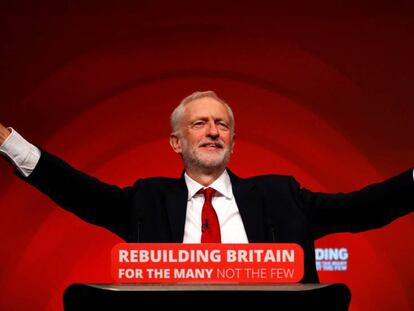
[0, 2, 414, 310]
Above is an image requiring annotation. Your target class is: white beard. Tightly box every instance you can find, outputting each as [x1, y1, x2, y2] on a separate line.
[181, 137, 232, 172]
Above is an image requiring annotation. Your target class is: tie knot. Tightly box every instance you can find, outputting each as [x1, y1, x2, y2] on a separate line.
[200, 187, 215, 202]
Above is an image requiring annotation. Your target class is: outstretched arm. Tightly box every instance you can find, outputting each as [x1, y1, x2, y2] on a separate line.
[291, 171, 414, 239]
[0, 124, 134, 241]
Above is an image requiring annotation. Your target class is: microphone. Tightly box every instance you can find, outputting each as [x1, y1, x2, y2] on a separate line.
[202, 219, 209, 232]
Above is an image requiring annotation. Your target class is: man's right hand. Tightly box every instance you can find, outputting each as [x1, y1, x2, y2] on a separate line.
[0, 123, 11, 145]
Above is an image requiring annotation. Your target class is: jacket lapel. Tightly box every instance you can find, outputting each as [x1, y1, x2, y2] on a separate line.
[165, 173, 188, 242]
[228, 170, 266, 243]
[166, 170, 266, 243]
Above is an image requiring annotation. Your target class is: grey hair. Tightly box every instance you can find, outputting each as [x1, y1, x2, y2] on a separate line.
[170, 90, 235, 136]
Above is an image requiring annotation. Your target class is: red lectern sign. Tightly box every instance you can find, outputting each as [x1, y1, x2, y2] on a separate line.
[112, 243, 303, 283]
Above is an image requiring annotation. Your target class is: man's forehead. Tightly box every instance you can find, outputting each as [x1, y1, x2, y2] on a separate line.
[184, 97, 229, 117]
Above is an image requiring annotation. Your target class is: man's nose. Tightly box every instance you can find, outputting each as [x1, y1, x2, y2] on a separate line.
[207, 122, 219, 138]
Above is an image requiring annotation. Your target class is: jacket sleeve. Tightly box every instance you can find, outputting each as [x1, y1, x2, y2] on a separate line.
[291, 169, 414, 239]
[19, 149, 134, 241]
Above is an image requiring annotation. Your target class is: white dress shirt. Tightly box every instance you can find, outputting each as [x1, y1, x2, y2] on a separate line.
[0, 129, 249, 243]
[183, 171, 249, 243]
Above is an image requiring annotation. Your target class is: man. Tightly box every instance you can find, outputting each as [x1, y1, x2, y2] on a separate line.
[0, 90, 413, 283]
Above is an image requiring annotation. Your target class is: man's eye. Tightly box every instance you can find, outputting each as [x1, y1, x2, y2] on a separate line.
[193, 121, 205, 128]
[217, 122, 229, 129]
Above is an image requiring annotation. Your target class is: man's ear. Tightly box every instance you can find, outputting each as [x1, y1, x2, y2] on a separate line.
[169, 134, 182, 154]
[231, 133, 236, 153]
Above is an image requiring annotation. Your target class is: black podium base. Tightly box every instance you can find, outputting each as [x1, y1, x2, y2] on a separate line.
[64, 283, 351, 310]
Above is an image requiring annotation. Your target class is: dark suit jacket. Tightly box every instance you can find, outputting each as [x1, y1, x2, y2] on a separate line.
[23, 150, 414, 283]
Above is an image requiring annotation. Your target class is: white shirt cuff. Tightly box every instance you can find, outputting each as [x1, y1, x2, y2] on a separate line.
[0, 128, 41, 177]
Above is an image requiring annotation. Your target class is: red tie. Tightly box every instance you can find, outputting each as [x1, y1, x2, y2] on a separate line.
[200, 188, 221, 243]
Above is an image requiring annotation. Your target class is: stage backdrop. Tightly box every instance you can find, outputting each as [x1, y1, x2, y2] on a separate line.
[0, 3, 413, 310]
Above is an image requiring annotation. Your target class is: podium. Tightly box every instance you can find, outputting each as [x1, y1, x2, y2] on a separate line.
[64, 283, 351, 310]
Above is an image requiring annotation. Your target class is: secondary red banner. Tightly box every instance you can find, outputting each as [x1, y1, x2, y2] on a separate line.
[112, 243, 303, 283]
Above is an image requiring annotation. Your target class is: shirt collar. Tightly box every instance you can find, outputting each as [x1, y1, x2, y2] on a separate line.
[184, 169, 233, 200]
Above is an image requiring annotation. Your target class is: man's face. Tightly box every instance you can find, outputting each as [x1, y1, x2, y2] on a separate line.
[171, 97, 235, 172]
